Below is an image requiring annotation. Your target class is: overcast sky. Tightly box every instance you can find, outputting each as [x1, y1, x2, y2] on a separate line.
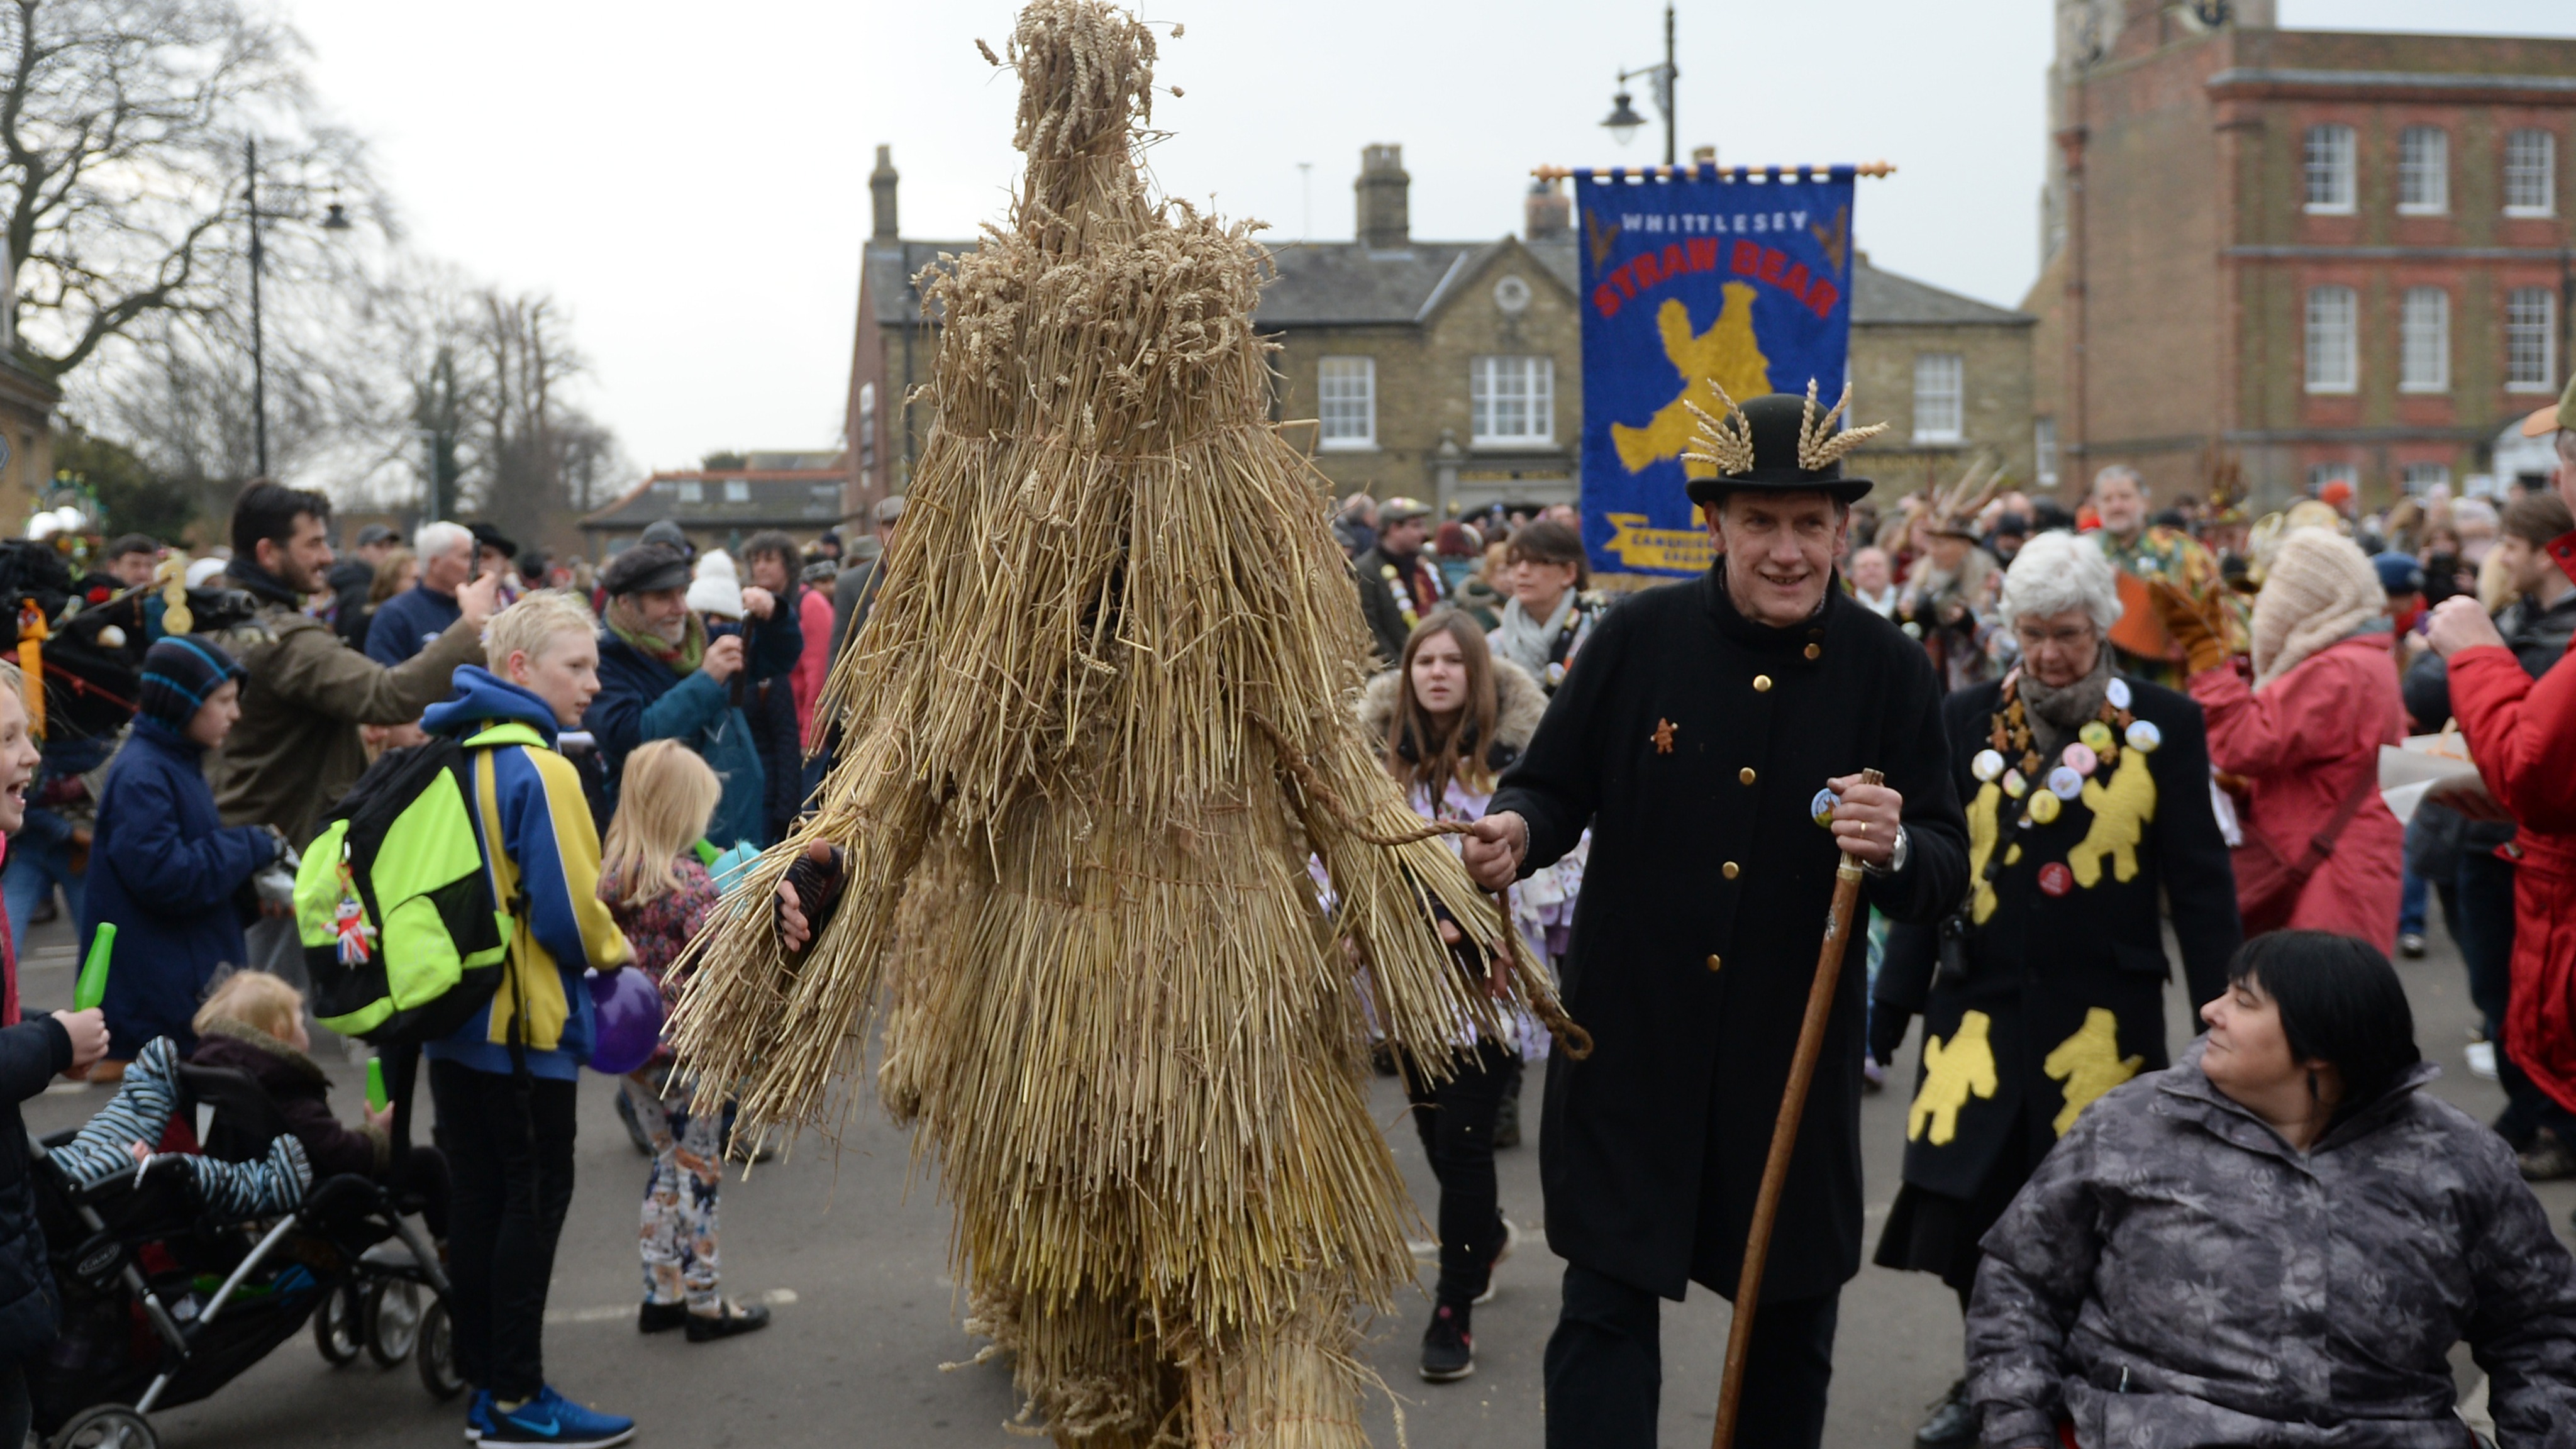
[291, 1, 2576, 482]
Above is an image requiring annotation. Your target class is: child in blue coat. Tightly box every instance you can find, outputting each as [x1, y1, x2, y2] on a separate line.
[84, 637, 286, 1065]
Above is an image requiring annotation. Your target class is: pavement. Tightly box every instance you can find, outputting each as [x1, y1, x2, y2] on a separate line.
[9, 908, 2567, 1449]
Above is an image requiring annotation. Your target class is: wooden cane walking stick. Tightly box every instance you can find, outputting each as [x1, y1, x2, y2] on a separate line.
[1711, 768, 1882, 1449]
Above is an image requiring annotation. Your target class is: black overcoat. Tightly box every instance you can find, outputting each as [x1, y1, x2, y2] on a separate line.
[1872, 675, 2240, 1202]
[1489, 569, 1967, 1302]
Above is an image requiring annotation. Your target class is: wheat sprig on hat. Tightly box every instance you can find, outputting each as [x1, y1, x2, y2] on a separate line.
[1795, 379, 1887, 471]
[1682, 383, 1757, 475]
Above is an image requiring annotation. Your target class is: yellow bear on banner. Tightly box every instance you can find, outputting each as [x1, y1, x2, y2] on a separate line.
[1908, 1011, 1999, 1146]
[1611, 284, 1772, 475]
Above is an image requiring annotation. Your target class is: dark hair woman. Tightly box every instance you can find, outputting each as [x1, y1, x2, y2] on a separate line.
[1968, 931, 2576, 1447]
[1485, 519, 1597, 694]
[1358, 611, 1572, 1386]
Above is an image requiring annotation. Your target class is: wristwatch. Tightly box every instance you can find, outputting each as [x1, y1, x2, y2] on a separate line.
[1864, 824, 1911, 876]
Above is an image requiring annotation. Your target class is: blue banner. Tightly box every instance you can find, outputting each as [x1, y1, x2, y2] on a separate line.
[1576, 165, 1858, 579]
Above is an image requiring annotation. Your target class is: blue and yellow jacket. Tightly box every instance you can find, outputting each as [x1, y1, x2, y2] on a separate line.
[421, 666, 632, 1080]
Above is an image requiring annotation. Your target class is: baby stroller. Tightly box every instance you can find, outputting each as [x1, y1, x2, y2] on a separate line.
[23, 1060, 457, 1449]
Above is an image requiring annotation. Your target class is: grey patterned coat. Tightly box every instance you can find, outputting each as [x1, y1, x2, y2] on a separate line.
[1967, 1042, 2576, 1448]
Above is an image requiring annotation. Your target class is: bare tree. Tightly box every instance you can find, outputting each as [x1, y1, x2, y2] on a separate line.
[1, 0, 379, 385]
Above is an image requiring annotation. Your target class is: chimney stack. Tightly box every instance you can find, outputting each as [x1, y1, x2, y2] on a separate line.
[1524, 177, 1570, 242]
[870, 145, 900, 242]
[1355, 144, 1409, 251]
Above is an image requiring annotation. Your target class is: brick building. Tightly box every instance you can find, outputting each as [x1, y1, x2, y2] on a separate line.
[579, 452, 847, 557]
[2029, 0, 2576, 509]
[847, 145, 2034, 519]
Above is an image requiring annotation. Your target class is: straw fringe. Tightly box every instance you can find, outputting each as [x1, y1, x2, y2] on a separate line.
[668, 3, 1576, 1442]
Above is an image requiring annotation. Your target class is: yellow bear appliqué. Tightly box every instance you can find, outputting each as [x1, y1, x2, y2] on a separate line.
[2044, 1008, 2143, 1136]
[2066, 745, 2157, 889]
[1965, 783, 2002, 924]
[1907, 1011, 1999, 1146]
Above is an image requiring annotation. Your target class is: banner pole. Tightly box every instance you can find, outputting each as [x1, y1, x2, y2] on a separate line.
[1531, 161, 1897, 182]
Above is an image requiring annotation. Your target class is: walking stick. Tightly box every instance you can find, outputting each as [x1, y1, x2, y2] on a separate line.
[1711, 768, 1881, 1449]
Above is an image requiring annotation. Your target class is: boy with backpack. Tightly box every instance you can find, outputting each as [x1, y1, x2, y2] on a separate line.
[414, 591, 635, 1447]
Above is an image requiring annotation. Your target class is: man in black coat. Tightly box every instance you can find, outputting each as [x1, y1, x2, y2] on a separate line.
[1352, 496, 1443, 667]
[1867, 528, 2239, 1446]
[1465, 389, 1968, 1449]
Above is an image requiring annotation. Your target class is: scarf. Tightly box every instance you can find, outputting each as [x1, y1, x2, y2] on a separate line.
[225, 558, 307, 610]
[1491, 589, 1574, 678]
[2017, 647, 2113, 763]
[609, 602, 706, 676]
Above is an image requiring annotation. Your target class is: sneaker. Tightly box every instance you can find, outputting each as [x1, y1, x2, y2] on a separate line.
[2518, 1129, 2576, 1183]
[1914, 1377, 1975, 1446]
[2399, 933, 2428, 959]
[465, 1390, 494, 1442]
[684, 1299, 772, 1341]
[1472, 1218, 1519, 1306]
[1419, 1302, 1474, 1382]
[483, 1385, 636, 1448]
[2467, 1041, 2499, 1082]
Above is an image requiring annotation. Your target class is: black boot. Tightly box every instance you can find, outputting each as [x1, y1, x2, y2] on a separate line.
[1915, 1376, 1975, 1447]
[1419, 1301, 1474, 1382]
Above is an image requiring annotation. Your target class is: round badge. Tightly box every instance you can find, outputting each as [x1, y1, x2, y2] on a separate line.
[2047, 765, 2084, 801]
[2062, 742, 2099, 777]
[2002, 769, 2027, 799]
[2029, 790, 2062, 824]
[1546, 661, 1567, 687]
[2126, 718, 2162, 753]
[2079, 720, 2115, 754]
[2105, 679, 2131, 711]
[1810, 787, 1839, 828]
[1972, 748, 2004, 783]
[2038, 861, 2074, 896]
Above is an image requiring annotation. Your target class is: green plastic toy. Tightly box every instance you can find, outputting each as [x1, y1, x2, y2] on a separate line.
[365, 1057, 389, 1113]
[73, 924, 113, 1013]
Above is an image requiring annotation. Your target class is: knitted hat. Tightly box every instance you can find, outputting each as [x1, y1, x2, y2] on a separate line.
[2251, 528, 2384, 687]
[686, 548, 745, 619]
[139, 635, 244, 732]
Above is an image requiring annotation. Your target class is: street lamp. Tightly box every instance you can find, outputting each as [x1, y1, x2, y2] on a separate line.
[1602, 3, 1679, 167]
[243, 141, 353, 478]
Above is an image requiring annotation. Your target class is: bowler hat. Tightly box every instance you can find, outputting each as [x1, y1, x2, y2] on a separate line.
[1684, 387, 1881, 507]
[469, 521, 519, 560]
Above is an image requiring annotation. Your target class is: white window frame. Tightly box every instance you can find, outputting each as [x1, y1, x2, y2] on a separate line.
[1469, 355, 1554, 447]
[2304, 124, 2357, 214]
[2400, 462, 2451, 494]
[1911, 353, 1965, 445]
[723, 479, 751, 503]
[2307, 461, 2359, 492]
[2506, 129, 2557, 218]
[2305, 286, 2358, 394]
[2507, 287, 2558, 392]
[2397, 126, 2448, 214]
[675, 480, 704, 504]
[2034, 416, 2059, 489]
[2399, 287, 2450, 394]
[1316, 355, 1377, 450]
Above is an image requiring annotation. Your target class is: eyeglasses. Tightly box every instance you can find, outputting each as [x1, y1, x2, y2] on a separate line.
[2013, 623, 2098, 650]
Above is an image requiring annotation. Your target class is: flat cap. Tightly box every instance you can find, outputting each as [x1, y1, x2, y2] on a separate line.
[599, 542, 692, 597]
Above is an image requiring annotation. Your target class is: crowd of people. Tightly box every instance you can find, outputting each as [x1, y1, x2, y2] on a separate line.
[1334, 375, 2576, 1448]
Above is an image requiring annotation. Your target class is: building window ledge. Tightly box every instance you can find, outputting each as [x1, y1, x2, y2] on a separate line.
[2398, 383, 2450, 396]
[1316, 439, 1379, 453]
[2505, 205, 2557, 219]
[1909, 431, 1966, 447]
[2396, 204, 2448, 218]
[2302, 203, 2356, 217]
[2506, 381, 2557, 394]
[2304, 384, 2358, 397]
[1470, 439, 1556, 452]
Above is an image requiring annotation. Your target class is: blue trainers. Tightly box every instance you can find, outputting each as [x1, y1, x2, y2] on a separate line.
[465, 1390, 493, 1442]
[482, 1385, 636, 1448]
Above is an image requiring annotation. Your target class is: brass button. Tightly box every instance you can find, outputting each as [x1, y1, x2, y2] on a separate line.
[1804, 643, 1821, 660]
[1723, 861, 1740, 879]
[1705, 953, 1723, 972]
[1753, 674, 1773, 692]
[1739, 767, 1757, 786]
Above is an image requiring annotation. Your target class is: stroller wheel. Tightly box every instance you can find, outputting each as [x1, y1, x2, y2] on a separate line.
[416, 1299, 465, 1401]
[313, 1280, 364, 1365]
[51, 1404, 157, 1449]
[365, 1279, 421, 1366]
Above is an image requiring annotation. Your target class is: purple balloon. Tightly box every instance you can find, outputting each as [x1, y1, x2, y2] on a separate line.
[587, 967, 664, 1075]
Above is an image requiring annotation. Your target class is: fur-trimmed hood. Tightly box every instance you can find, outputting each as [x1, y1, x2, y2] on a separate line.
[1358, 656, 1548, 772]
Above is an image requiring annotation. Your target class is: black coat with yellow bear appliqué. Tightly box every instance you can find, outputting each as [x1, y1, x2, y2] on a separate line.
[1874, 675, 2240, 1203]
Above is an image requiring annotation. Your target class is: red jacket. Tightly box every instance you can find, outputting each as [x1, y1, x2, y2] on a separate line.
[790, 584, 834, 750]
[2189, 633, 2405, 951]
[2449, 638, 2576, 1114]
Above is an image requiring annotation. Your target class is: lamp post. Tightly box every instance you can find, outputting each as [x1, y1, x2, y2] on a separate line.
[1602, 3, 1679, 167]
[243, 137, 352, 479]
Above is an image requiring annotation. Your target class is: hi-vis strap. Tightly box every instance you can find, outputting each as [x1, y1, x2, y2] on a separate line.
[468, 724, 545, 1046]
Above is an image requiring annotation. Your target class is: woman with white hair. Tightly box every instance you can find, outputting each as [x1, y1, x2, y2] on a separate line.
[1873, 528, 2242, 1449]
[2157, 527, 2406, 949]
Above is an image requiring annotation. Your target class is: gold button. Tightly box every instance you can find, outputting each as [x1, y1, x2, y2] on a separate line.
[1804, 643, 1821, 660]
[1740, 767, 1757, 786]
[1723, 862, 1740, 879]
[1705, 953, 1723, 972]
[1753, 674, 1773, 692]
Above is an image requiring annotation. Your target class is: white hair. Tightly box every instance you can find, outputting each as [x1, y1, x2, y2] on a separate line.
[1996, 529, 2124, 633]
[415, 521, 474, 564]
[2090, 465, 2146, 498]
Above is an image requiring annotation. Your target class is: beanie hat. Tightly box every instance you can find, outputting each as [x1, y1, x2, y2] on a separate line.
[139, 635, 244, 733]
[686, 549, 745, 619]
[2251, 528, 2384, 687]
[2372, 550, 2424, 596]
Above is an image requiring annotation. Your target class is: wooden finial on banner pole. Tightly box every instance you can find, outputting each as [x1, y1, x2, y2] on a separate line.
[1530, 161, 1896, 181]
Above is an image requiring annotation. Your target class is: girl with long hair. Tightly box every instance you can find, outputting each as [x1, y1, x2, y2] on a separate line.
[597, 741, 770, 1342]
